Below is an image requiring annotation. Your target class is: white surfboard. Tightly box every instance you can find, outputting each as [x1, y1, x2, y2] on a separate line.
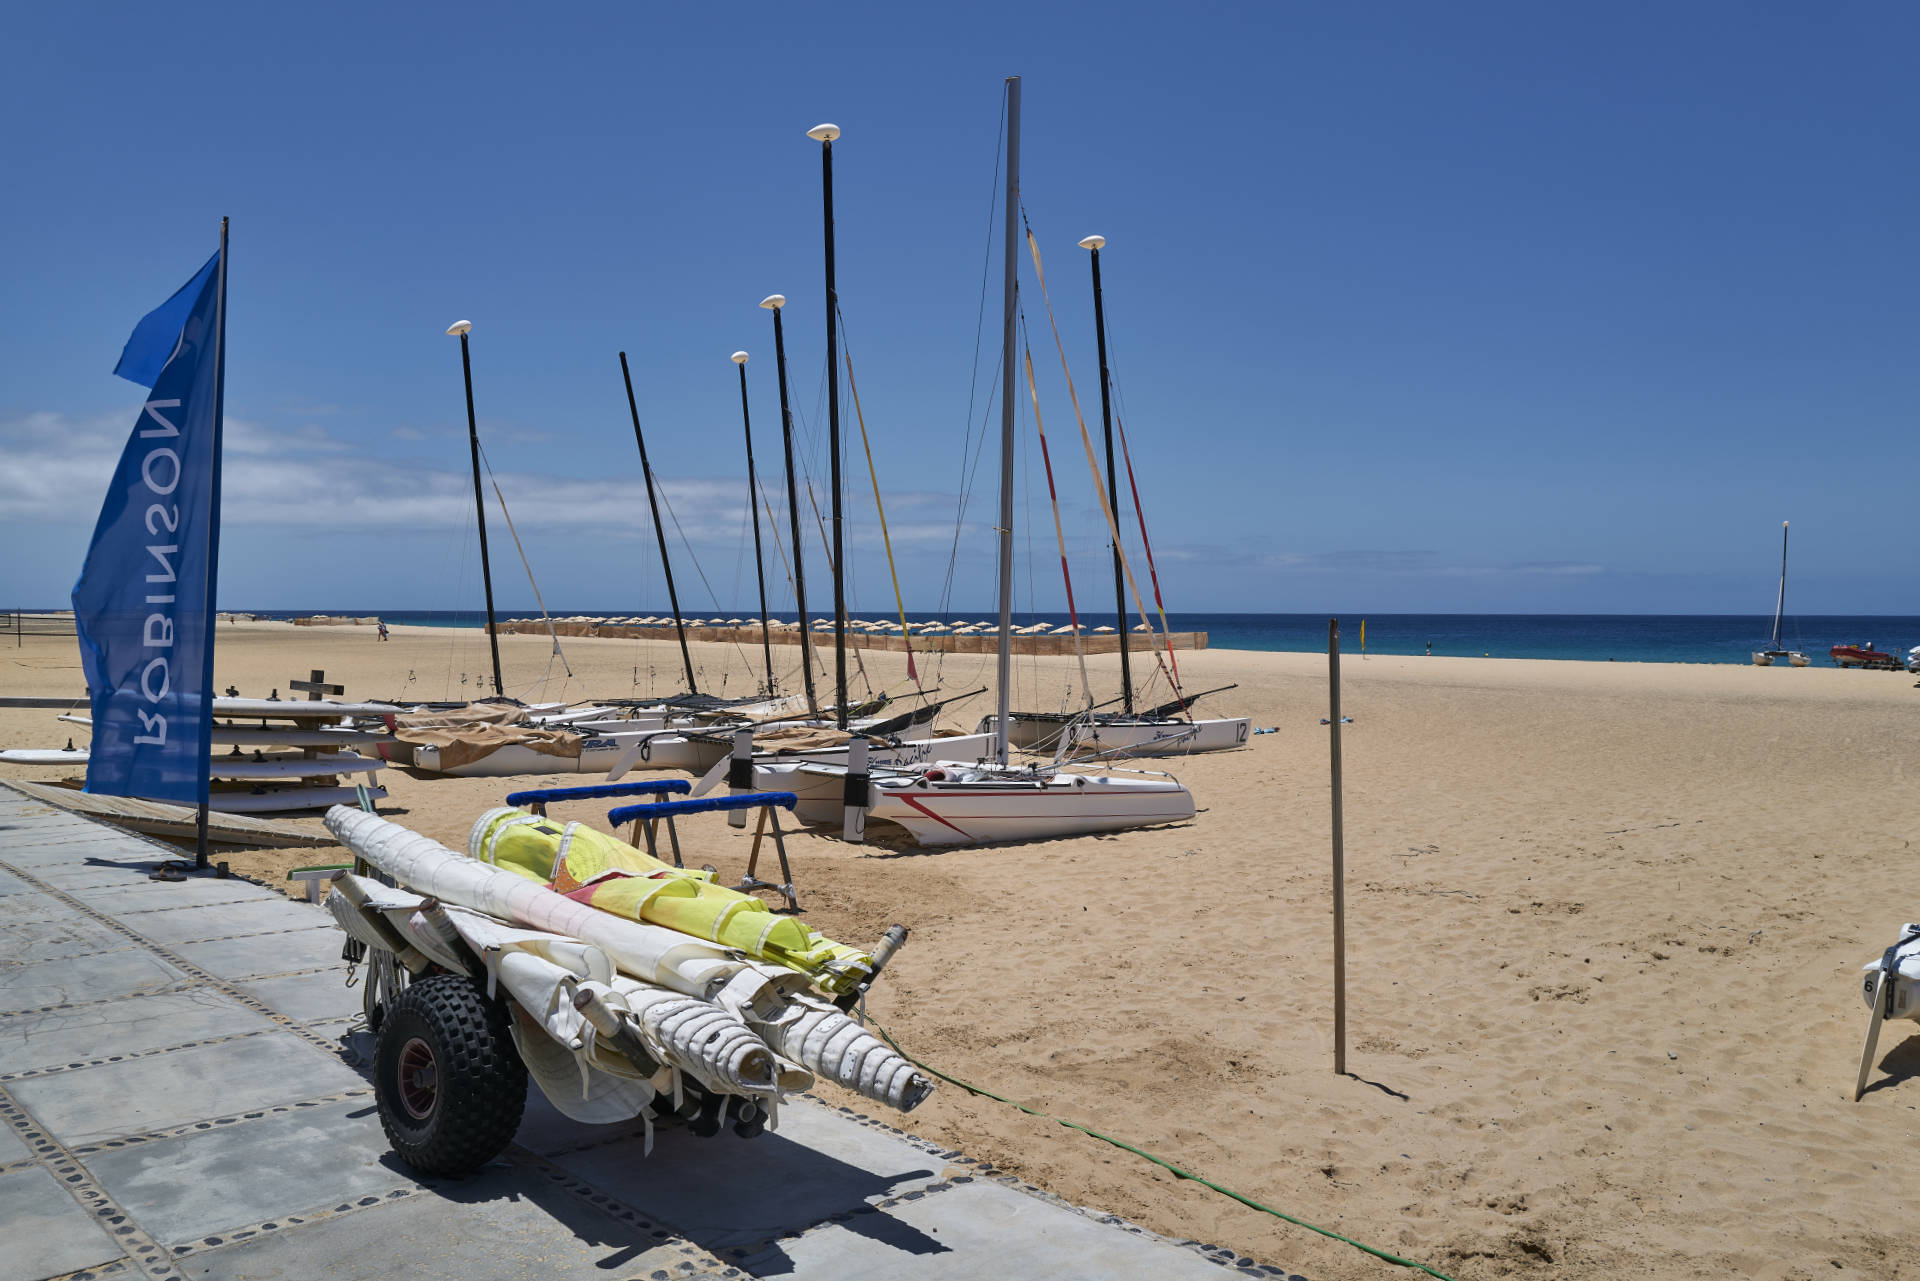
[212, 697, 410, 721]
[207, 752, 385, 780]
[209, 785, 388, 813]
[59, 714, 391, 749]
[0, 748, 90, 766]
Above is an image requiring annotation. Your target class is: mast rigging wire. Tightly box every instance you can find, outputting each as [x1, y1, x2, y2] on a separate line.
[475, 441, 573, 681]
[838, 308, 921, 688]
[1020, 216, 1182, 703]
[1114, 414, 1181, 687]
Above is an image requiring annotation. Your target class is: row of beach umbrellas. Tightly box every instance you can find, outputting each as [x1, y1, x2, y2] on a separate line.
[507, 616, 1158, 634]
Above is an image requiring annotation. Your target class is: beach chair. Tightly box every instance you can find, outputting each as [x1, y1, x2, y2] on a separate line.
[1854, 923, 1920, 1100]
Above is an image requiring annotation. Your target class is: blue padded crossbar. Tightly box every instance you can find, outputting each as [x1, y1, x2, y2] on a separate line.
[607, 791, 798, 826]
[507, 779, 692, 808]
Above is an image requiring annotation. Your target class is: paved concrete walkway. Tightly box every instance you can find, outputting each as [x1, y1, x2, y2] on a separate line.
[0, 785, 1294, 1281]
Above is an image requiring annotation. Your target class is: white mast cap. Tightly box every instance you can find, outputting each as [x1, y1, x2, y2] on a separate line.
[1078, 235, 1106, 251]
[445, 320, 472, 336]
[807, 123, 841, 142]
[759, 294, 786, 310]
[731, 351, 749, 364]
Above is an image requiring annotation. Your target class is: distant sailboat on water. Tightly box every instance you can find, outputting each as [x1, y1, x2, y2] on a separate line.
[1752, 520, 1810, 668]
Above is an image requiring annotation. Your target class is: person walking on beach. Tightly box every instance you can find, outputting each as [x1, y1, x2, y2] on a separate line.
[1426, 639, 1432, 656]
[377, 621, 389, 642]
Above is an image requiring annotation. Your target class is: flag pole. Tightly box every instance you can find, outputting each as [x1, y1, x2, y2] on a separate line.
[196, 216, 229, 872]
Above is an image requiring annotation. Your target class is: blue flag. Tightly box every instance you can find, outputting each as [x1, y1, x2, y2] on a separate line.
[73, 247, 226, 803]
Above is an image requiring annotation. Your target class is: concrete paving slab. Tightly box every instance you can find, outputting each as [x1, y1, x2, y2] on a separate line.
[550, 1098, 944, 1251]
[130, 899, 327, 946]
[746, 1177, 1229, 1281]
[1, 827, 157, 851]
[0, 869, 36, 896]
[173, 1167, 701, 1281]
[0, 1165, 128, 1281]
[0, 895, 89, 926]
[0, 947, 191, 1014]
[68, 878, 275, 916]
[0, 989, 274, 1077]
[0, 912, 132, 964]
[84, 1098, 415, 1246]
[0, 815, 112, 836]
[9, 1032, 366, 1146]
[0, 1117, 31, 1167]
[20, 861, 163, 891]
[237, 971, 362, 1025]
[170, 929, 345, 982]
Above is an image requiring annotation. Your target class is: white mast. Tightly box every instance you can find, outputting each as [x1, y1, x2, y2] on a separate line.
[995, 76, 1021, 766]
[1772, 520, 1789, 652]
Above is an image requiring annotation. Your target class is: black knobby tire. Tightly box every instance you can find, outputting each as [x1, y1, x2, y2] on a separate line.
[372, 974, 527, 1177]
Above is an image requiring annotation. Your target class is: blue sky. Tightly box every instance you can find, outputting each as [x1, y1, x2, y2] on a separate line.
[3, 2, 1914, 616]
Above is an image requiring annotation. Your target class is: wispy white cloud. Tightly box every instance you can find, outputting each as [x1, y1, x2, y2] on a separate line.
[0, 411, 948, 551]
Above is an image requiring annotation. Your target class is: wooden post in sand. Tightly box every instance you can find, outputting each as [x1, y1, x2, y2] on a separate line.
[1329, 618, 1347, 1075]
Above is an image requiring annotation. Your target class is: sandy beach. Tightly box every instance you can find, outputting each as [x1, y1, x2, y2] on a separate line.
[4, 619, 1918, 1279]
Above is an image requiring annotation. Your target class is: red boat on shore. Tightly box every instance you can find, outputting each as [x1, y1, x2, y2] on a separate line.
[1829, 643, 1903, 670]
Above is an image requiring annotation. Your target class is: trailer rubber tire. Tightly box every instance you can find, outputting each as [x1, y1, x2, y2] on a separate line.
[373, 974, 526, 1177]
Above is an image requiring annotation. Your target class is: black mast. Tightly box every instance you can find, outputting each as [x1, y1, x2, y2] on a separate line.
[811, 121, 849, 729]
[1081, 236, 1132, 714]
[450, 319, 505, 698]
[761, 294, 817, 714]
[733, 350, 775, 694]
[619, 351, 697, 695]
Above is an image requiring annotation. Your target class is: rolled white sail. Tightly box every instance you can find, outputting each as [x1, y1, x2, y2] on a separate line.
[326, 805, 745, 1000]
[765, 1003, 931, 1113]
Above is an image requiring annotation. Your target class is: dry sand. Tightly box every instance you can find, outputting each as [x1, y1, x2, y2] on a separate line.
[4, 620, 1919, 1279]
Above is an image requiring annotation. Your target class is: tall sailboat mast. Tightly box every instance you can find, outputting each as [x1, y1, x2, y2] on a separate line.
[809, 122, 850, 729]
[447, 321, 505, 698]
[761, 294, 818, 714]
[995, 77, 1021, 766]
[618, 351, 697, 695]
[1080, 234, 1132, 713]
[1773, 520, 1790, 652]
[733, 350, 775, 693]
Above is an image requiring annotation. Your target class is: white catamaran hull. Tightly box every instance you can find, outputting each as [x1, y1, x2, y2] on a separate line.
[413, 732, 730, 778]
[862, 763, 1195, 845]
[1066, 717, 1250, 756]
[750, 732, 999, 824]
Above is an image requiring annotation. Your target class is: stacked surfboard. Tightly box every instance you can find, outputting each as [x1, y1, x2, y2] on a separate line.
[1, 697, 404, 812]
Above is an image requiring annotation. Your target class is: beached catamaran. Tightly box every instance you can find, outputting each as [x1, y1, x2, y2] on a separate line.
[988, 231, 1249, 758]
[1752, 520, 1810, 667]
[762, 80, 1196, 846]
